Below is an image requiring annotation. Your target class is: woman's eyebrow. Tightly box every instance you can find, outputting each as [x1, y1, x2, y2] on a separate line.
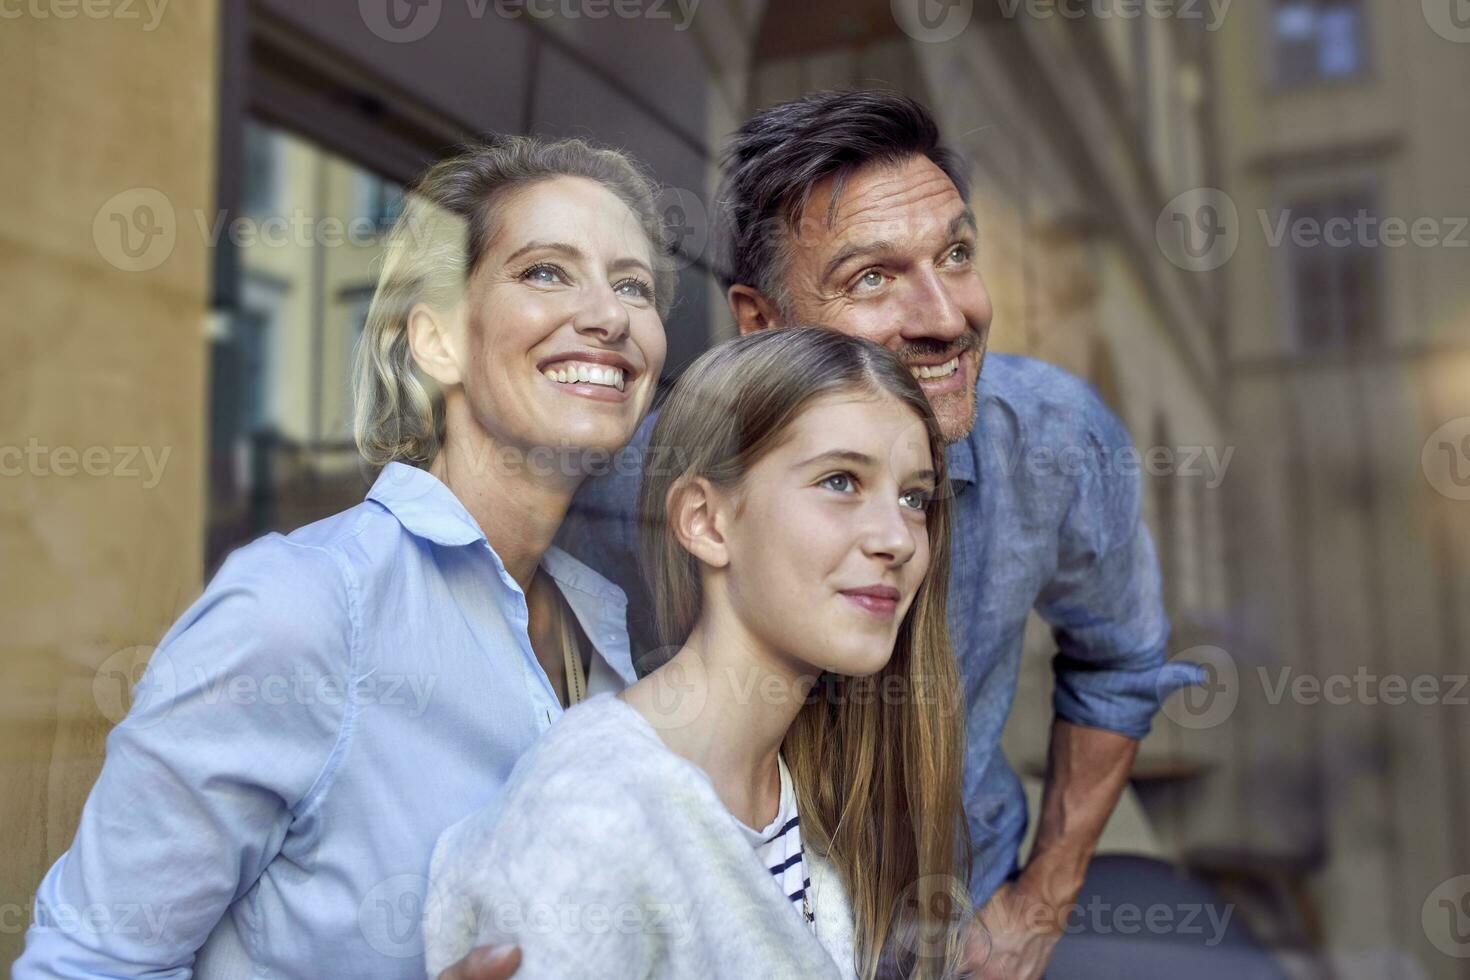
[609, 255, 654, 278]
[504, 239, 580, 264]
[502, 240, 651, 277]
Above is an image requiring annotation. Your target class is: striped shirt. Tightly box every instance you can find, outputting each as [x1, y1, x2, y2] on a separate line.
[735, 754, 813, 931]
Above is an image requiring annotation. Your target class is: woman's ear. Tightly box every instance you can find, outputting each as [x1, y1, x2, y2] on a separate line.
[667, 476, 730, 569]
[407, 301, 463, 387]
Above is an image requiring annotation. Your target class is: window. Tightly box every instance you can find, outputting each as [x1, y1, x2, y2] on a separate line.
[207, 119, 405, 573]
[1284, 190, 1380, 351]
[353, 170, 405, 235]
[241, 120, 283, 219]
[1272, 0, 1366, 86]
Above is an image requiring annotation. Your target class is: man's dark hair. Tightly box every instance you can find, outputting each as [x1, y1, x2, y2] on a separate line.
[715, 89, 970, 308]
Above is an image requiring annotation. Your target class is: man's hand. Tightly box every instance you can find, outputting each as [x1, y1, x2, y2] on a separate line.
[961, 718, 1139, 977]
[965, 880, 1065, 980]
[437, 944, 521, 980]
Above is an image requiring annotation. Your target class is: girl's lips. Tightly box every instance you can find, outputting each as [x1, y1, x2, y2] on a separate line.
[840, 589, 900, 618]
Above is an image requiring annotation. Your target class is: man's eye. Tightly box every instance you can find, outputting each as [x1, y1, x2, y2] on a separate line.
[855, 270, 885, 290]
[819, 473, 855, 493]
[945, 243, 972, 264]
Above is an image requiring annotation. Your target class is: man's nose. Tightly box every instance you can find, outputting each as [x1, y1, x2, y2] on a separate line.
[899, 268, 968, 345]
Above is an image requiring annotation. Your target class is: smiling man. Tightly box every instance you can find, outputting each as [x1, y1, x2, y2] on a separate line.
[557, 89, 1206, 979]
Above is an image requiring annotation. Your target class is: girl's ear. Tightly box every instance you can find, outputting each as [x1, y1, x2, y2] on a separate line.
[407, 301, 464, 387]
[667, 476, 730, 569]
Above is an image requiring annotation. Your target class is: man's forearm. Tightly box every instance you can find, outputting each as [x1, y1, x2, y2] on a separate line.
[1019, 717, 1139, 909]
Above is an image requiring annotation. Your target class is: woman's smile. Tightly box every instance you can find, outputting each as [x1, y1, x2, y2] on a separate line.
[537, 349, 636, 403]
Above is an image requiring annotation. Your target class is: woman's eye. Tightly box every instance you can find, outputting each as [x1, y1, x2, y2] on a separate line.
[818, 473, 855, 493]
[899, 488, 931, 511]
[521, 263, 566, 285]
[614, 277, 654, 301]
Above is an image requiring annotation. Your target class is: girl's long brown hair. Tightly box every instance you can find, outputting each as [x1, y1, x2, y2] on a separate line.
[637, 327, 973, 979]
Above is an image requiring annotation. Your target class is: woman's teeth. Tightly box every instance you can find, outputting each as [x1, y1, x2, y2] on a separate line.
[542, 362, 626, 391]
[910, 355, 960, 381]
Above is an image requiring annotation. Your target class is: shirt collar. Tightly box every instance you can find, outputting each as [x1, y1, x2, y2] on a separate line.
[367, 462, 638, 685]
[945, 431, 978, 488]
[366, 462, 488, 547]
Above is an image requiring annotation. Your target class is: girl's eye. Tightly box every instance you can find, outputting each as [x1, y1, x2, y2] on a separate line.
[614, 277, 654, 301]
[818, 472, 856, 493]
[521, 263, 566, 285]
[899, 488, 931, 511]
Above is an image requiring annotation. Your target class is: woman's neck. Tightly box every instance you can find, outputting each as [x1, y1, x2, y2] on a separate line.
[622, 600, 818, 829]
[428, 398, 580, 592]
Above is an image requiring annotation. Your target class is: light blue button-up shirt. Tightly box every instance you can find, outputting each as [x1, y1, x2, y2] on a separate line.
[558, 352, 1208, 909]
[17, 462, 637, 979]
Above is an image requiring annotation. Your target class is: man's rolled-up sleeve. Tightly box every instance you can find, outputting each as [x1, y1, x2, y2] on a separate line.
[1034, 400, 1208, 740]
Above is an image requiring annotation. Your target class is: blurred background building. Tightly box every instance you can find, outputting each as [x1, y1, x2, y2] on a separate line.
[3, 0, 1467, 975]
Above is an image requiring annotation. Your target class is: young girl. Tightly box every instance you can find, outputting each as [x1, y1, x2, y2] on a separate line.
[18, 136, 670, 979]
[425, 327, 974, 979]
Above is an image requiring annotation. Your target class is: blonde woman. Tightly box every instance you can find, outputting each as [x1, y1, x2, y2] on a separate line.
[426, 327, 974, 980]
[18, 136, 670, 979]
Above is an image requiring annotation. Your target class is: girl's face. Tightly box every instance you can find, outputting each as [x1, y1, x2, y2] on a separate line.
[718, 391, 937, 677]
[452, 176, 666, 465]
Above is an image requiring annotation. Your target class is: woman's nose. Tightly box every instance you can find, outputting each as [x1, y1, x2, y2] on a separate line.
[572, 282, 631, 344]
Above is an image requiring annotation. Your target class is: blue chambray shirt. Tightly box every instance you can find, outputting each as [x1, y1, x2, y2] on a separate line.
[557, 352, 1208, 907]
[17, 462, 638, 979]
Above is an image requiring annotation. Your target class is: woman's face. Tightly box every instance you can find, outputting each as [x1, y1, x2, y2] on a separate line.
[718, 391, 937, 678]
[453, 176, 666, 468]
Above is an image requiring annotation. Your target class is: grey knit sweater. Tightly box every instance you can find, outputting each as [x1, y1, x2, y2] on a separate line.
[424, 692, 858, 979]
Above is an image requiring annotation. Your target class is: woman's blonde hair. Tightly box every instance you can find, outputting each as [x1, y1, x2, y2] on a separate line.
[637, 327, 974, 979]
[352, 135, 674, 467]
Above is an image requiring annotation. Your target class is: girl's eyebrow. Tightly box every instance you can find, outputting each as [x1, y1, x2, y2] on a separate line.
[796, 451, 937, 484]
[795, 449, 874, 469]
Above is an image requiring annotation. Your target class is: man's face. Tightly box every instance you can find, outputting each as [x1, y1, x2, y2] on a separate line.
[741, 155, 994, 443]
